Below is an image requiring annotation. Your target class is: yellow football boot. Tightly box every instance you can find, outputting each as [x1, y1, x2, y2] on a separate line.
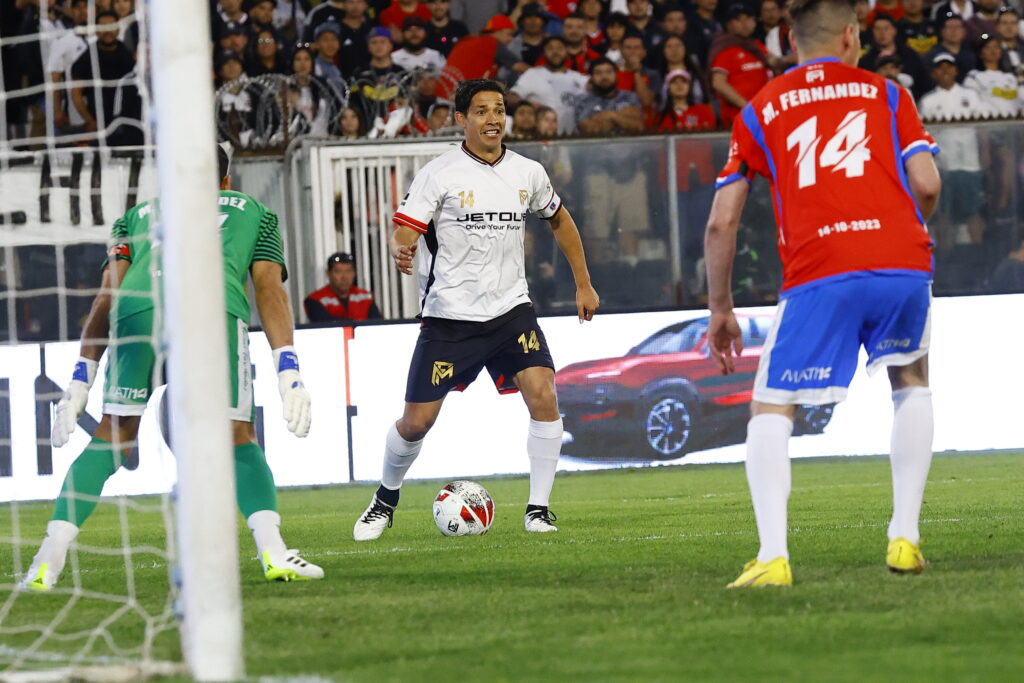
[727, 556, 793, 588]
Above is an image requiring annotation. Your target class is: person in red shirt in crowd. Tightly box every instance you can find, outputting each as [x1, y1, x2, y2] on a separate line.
[304, 252, 383, 322]
[705, 0, 941, 587]
[536, 13, 601, 73]
[866, 0, 904, 25]
[710, 4, 773, 127]
[618, 34, 660, 109]
[438, 14, 528, 97]
[650, 69, 716, 131]
[578, 0, 606, 50]
[379, 0, 432, 41]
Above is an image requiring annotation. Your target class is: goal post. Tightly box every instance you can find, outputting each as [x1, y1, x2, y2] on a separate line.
[149, 0, 243, 680]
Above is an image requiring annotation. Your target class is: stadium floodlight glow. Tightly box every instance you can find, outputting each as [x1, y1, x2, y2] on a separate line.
[150, 0, 244, 680]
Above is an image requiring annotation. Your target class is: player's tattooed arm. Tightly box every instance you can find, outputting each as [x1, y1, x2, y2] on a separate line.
[389, 224, 422, 276]
[548, 207, 600, 322]
[704, 180, 749, 374]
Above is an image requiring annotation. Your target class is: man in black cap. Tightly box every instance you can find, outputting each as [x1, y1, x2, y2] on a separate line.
[508, 3, 549, 66]
[304, 253, 383, 322]
[392, 15, 447, 70]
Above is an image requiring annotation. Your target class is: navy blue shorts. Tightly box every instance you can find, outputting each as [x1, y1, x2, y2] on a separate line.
[405, 303, 555, 403]
[753, 271, 931, 406]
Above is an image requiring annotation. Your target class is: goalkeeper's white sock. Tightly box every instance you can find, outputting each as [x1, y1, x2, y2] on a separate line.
[381, 422, 424, 492]
[33, 520, 79, 568]
[247, 510, 286, 557]
[745, 414, 793, 562]
[527, 418, 562, 507]
[888, 386, 934, 544]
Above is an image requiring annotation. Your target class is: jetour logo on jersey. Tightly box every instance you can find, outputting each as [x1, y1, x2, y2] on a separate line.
[456, 211, 528, 231]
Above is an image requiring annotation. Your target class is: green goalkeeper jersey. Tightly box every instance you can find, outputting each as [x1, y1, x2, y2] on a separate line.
[109, 190, 287, 322]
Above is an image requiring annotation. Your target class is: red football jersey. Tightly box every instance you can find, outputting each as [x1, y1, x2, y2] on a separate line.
[710, 43, 771, 126]
[716, 57, 936, 291]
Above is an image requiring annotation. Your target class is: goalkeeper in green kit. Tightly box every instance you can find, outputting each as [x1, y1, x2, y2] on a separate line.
[22, 147, 323, 590]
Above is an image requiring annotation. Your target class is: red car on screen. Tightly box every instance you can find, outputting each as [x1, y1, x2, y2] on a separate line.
[555, 314, 834, 460]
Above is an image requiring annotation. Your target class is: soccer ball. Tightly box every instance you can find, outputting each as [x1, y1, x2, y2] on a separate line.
[432, 480, 495, 536]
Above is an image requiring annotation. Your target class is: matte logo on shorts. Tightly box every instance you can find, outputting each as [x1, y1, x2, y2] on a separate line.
[431, 361, 454, 386]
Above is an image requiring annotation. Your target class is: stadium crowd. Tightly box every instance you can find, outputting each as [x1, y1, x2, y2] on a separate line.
[2, 0, 1023, 148]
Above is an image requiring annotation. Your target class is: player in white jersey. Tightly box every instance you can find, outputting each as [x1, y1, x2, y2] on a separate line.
[354, 78, 600, 540]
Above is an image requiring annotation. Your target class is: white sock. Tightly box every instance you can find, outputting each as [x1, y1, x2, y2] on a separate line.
[381, 422, 424, 491]
[527, 418, 562, 507]
[745, 413, 793, 562]
[888, 386, 934, 543]
[247, 510, 286, 557]
[33, 520, 79, 570]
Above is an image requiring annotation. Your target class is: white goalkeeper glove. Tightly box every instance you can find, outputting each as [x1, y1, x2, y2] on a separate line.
[273, 346, 311, 438]
[52, 357, 98, 448]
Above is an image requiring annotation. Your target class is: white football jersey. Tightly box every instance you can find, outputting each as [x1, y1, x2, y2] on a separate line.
[394, 143, 562, 322]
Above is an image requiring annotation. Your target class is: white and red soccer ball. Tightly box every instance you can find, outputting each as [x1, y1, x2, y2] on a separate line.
[432, 480, 495, 536]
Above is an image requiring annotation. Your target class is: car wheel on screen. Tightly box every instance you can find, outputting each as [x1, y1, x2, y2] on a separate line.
[794, 403, 835, 435]
[643, 393, 695, 458]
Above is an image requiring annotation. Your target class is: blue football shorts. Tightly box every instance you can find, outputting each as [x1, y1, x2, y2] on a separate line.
[752, 270, 931, 406]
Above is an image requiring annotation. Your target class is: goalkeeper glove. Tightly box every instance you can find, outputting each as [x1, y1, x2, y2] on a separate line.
[273, 346, 311, 438]
[52, 357, 98, 448]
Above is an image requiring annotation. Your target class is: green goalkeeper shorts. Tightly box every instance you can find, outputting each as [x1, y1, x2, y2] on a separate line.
[102, 309, 256, 422]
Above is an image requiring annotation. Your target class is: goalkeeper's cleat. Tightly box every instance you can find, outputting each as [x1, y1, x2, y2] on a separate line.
[524, 508, 558, 533]
[886, 537, 926, 574]
[727, 556, 793, 588]
[21, 561, 58, 592]
[353, 496, 395, 541]
[261, 549, 324, 582]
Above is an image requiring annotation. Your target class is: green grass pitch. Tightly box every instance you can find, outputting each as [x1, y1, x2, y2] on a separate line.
[2, 452, 1022, 681]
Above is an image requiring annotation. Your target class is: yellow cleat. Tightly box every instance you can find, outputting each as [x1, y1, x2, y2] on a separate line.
[261, 549, 324, 582]
[727, 556, 792, 588]
[21, 562, 55, 592]
[886, 538, 925, 574]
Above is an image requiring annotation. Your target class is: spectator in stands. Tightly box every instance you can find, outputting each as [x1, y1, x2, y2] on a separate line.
[866, 0, 904, 24]
[685, 0, 721, 71]
[248, 0, 278, 35]
[854, 0, 872, 50]
[651, 69, 715, 131]
[966, 0, 1000, 49]
[213, 0, 249, 37]
[579, 0, 606, 51]
[392, 16, 446, 71]
[47, 0, 91, 134]
[247, 28, 289, 76]
[438, 14, 526, 98]
[965, 38, 1022, 117]
[218, 22, 251, 57]
[576, 57, 648, 264]
[512, 36, 590, 134]
[313, 21, 347, 95]
[919, 52, 988, 249]
[657, 4, 689, 46]
[508, 3, 548, 66]
[351, 27, 405, 123]
[216, 49, 246, 87]
[575, 56, 645, 135]
[602, 12, 631, 67]
[426, 99, 454, 132]
[304, 0, 347, 43]
[763, 0, 796, 66]
[555, 13, 601, 73]
[859, 14, 930, 98]
[273, 0, 311, 42]
[989, 240, 1024, 292]
[898, 0, 938, 55]
[874, 54, 912, 88]
[336, 0, 372, 78]
[619, 34, 660, 109]
[626, 0, 660, 49]
[654, 34, 707, 103]
[112, 0, 137, 52]
[379, 0, 432, 41]
[304, 252, 382, 323]
[287, 46, 331, 135]
[709, 4, 772, 128]
[925, 14, 976, 82]
[996, 9, 1024, 82]
[425, 0, 467, 56]
[450, 0, 506, 34]
[338, 105, 368, 138]
[510, 100, 538, 138]
[71, 11, 134, 137]
[535, 105, 559, 138]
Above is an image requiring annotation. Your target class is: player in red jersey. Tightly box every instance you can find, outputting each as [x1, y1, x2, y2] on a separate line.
[703, 0, 942, 587]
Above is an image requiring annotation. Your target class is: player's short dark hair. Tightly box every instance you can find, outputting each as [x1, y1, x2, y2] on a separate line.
[454, 79, 506, 115]
[789, 0, 857, 48]
[589, 56, 617, 74]
[217, 145, 230, 181]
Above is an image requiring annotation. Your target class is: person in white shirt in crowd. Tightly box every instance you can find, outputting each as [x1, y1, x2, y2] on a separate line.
[918, 52, 991, 249]
[995, 8, 1024, 83]
[964, 37, 1022, 117]
[392, 16, 447, 71]
[510, 36, 589, 134]
[47, 0, 92, 133]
